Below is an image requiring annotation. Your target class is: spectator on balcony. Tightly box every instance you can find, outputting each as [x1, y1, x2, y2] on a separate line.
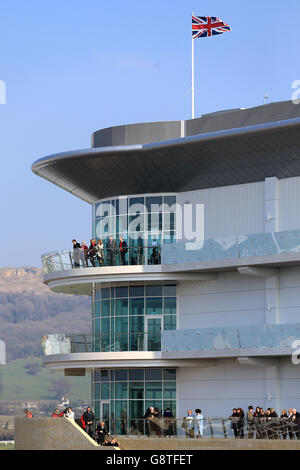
[72, 239, 81, 268]
[119, 237, 128, 265]
[163, 408, 175, 437]
[95, 239, 104, 266]
[236, 408, 245, 439]
[280, 410, 289, 440]
[182, 409, 194, 438]
[149, 246, 161, 265]
[81, 240, 89, 267]
[107, 236, 116, 266]
[194, 409, 204, 438]
[229, 408, 239, 438]
[88, 239, 97, 267]
[82, 406, 95, 437]
[24, 409, 33, 418]
[246, 405, 255, 439]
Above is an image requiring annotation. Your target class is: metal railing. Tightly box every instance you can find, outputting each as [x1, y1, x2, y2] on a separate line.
[42, 245, 161, 273]
[93, 417, 300, 440]
[42, 332, 162, 355]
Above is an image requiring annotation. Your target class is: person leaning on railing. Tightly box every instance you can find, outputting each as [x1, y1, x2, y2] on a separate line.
[72, 239, 81, 268]
[107, 236, 116, 266]
[182, 409, 195, 438]
[95, 239, 104, 266]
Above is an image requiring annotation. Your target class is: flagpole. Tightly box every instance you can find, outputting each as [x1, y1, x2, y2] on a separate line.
[191, 12, 195, 119]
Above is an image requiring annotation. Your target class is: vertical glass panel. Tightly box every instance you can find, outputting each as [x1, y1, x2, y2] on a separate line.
[147, 212, 162, 232]
[129, 369, 144, 381]
[146, 298, 163, 315]
[163, 382, 176, 400]
[94, 383, 100, 400]
[164, 315, 176, 330]
[94, 302, 101, 318]
[146, 285, 162, 297]
[164, 285, 176, 296]
[164, 297, 176, 315]
[115, 382, 128, 400]
[147, 318, 162, 351]
[146, 382, 162, 399]
[115, 401, 128, 434]
[129, 401, 144, 421]
[102, 288, 110, 299]
[115, 298, 128, 315]
[115, 286, 129, 298]
[145, 369, 162, 381]
[129, 197, 144, 210]
[101, 317, 110, 333]
[163, 369, 176, 381]
[116, 215, 128, 233]
[129, 298, 144, 316]
[163, 212, 175, 231]
[129, 286, 144, 297]
[101, 299, 111, 317]
[129, 382, 144, 400]
[115, 369, 128, 381]
[115, 316, 128, 333]
[146, 196, 162, 212]
[101, 382, 109, 399]
[164, 195, 176, 208]
[101, 370, 110, 381]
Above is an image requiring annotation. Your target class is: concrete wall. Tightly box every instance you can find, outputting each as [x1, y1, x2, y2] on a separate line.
[14, 417, 110, 450]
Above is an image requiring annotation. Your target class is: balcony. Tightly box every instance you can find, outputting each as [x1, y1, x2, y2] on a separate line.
[161, 229, 300, 271]
[161, 323, 300, 359]
[41, 246, 161, 274]
[42, 332, 162, 355]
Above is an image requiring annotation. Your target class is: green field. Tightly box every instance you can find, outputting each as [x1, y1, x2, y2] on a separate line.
[0, 357, 90, 403]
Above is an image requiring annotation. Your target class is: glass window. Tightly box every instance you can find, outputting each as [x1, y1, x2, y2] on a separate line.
[129, 197, 144, 210]
[101, 382, 109, 399]
[164, 285, 176, 296]
[129, 382, 144, 400]
[163, 369, 176, 381]
[164, 297, 176, 315]
[115, 298, 128, 315]
[115, 401, 127, 420]
[129, 298, 144, 316]
[146, 298, 163, 315]
[101, 299, 111, 317]
[101, 317, 110, 333]
[101, 370, 110, 381]
[115, 382, 128, 400]
[129, 286, 144, 297]
[129, 369, 144, 381]
[115, 286, 128, 298]
[145, 285, 162, 297]
[129, 401, 144, 421]
[145, 369, 162, 381]
[147, 212, 162, 232]
[101, 288, 111, 299]
[130, 316, 144, 333]
[146, 382, 162, 399]
[146, 196, 162, 212]
[163, 382, 176, 400]
[164, 315, 176, 330]
[115, 369, 128, 381]
[115, 316, 128, 333]
[94, 370, 101, 382]
[163, 195, 176, 208]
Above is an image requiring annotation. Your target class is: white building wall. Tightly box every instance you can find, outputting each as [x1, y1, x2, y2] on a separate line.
[177, 274, 266, 330]
[177, 358, 300, 417]
[177, 181, 265, 240]
[279, 176, 300, 231]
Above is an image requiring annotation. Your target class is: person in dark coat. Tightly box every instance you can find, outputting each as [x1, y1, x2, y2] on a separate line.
[72, 239, 81, 268]
[88, 239, 97, 267]
[94, 420, 110, 445]
[229, 408, 239, 438]
[163, 408, 175, 437]
[106, 236, 116, 266]
[118, 237, 128, 265]
[82, 406, 95, 437]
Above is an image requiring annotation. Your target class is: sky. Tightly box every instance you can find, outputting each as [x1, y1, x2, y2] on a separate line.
[0, 0, 300, 267]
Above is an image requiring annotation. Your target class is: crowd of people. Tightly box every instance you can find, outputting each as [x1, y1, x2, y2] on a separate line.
[24, 404, 300, 441]
[229, 406, 300, 439]
[71, 237, 161, 268]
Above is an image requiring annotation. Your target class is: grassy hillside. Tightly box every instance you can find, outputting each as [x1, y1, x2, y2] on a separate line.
[0, 267, 91, 361]
[0, 357, 90, 403]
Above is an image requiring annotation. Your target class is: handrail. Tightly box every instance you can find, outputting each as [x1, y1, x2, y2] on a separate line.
[41, 245, 161, 273]
[93, 416, 300, 440]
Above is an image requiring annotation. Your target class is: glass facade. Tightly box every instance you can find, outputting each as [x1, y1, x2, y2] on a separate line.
[92, 368, 176, 434]
[92, 283, 176, 352]
[92, 193, 176, 265]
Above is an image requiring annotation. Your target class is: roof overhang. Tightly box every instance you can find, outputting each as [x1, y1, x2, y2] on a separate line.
[32, 116, 300, 204]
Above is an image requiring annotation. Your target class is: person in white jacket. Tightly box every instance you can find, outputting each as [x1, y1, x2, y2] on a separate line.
[65, 407, 75, 420]
[194, 408, 204, 438]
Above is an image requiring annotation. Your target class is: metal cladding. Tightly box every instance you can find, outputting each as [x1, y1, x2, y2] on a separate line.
[31, 100, 300, 204]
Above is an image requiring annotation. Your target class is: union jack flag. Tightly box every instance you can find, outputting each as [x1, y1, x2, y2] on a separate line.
[192, 16, 231, 39]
